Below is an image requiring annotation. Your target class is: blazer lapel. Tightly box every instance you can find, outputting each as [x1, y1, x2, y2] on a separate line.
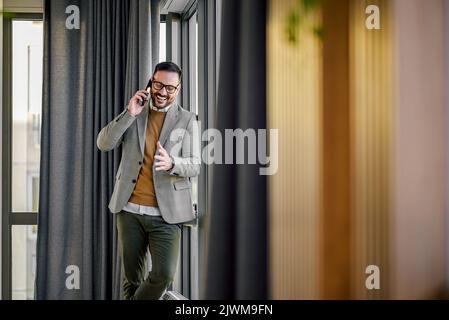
[159, 104, 179, 147]
[136, 105, 149, 156]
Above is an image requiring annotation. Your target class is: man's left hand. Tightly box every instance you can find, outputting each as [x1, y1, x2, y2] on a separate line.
[154, 141, 174, 171]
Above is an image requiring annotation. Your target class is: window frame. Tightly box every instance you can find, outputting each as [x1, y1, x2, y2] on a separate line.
[164, 0, 220, 300]
[180, 6, 199, 300]
[164, 0, 206, 300]
[165, 2, 199, 299]
[2, 12, 43, 300]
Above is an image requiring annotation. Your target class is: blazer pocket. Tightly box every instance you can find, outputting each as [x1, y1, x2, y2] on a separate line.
[173, 179, 191, 190]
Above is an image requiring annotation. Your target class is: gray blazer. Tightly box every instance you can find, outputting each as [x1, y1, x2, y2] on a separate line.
[97, 103, 200, 224]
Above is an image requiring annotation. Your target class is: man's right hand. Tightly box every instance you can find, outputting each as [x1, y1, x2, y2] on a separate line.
[127, 90, 149, 116]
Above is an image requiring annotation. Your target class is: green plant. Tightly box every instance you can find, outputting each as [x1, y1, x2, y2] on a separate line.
[286, 0, 324, 44]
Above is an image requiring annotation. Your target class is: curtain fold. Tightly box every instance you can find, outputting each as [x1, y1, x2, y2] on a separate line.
[36, 0, 160, 299]
[205, 0, 268, 299]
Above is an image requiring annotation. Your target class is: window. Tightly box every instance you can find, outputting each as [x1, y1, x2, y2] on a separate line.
[11, 225, 37, 299]
[160, 21, 166, 62]
[187, 12, 199, 210]
[11, 20, 42, 214]
[2, 15, 43, 300]
[188, 13, 198, 115]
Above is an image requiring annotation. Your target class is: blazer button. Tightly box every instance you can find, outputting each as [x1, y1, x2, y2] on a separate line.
[138, 161, 142, 165]
[132, 179, 137, 183]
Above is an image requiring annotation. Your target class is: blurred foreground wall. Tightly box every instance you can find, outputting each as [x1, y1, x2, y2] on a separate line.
[391, 0, 448, 299]
[268, 0, 448, 299]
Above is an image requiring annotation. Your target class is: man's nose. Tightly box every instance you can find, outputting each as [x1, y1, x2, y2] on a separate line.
[159, 87, 168, 95]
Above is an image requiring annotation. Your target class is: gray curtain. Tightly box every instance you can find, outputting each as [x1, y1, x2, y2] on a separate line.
[205, 0, 268, 299]
[36, 0, 160, 299]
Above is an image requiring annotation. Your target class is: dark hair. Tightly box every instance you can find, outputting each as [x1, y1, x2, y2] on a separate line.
[153, 61, 182, 80]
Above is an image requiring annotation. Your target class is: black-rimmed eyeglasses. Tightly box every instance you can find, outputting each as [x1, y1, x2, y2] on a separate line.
[146, 78, 180, 94]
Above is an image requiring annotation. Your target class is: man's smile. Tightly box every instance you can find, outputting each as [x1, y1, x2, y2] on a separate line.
[155, 93, 167, 104]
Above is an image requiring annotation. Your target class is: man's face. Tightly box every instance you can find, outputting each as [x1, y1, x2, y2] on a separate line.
[148, 71, 181, 108]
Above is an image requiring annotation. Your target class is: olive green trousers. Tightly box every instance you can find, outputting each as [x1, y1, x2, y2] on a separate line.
[116, 211, 181, 300]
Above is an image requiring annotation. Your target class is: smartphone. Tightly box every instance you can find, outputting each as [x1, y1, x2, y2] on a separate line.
[139, 79, 153, 106]
[139, 91, 149, 106]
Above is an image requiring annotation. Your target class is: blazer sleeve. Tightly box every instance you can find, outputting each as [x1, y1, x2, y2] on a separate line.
[96, 106, 136, 152]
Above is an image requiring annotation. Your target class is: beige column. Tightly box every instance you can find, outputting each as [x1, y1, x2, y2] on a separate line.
[349, 0, 394, 299]
[268, 0, 323, 299]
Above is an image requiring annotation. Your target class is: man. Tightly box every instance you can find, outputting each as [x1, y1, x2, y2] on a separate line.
[97, 62, 200, 299]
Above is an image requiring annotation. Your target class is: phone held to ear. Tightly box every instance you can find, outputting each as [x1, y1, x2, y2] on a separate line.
[139, 78, 153, 106]
[139, 91, 149, 106]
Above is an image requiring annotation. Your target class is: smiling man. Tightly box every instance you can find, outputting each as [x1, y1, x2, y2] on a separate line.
[97, 62, 200, 299]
